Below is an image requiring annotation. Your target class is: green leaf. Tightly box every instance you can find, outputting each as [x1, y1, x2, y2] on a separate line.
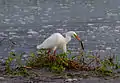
[30, 53, 35, 57]
[87, 55, 96, 59]
[67, 50, 72, 54]
[71, 56, 76, 60]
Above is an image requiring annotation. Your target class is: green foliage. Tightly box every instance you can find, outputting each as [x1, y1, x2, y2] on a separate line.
[27, 49, 120, 76]
[87, 55, 120, 76]
[114, 55, 120, 69]
[4, 49, 120, 77]
[5, 52, 15, 73]
[97, 59, 113, 76]
[5, 52, 29, 76]
[26, 52, 46, 68]
[26, 50, 69, 73]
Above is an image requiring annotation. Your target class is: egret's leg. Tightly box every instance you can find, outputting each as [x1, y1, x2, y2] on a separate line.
[53, 47, 57, 56]
[53, 50, 56, 56]
[47, 49, 51, 55]
[63, 45, 67, 53]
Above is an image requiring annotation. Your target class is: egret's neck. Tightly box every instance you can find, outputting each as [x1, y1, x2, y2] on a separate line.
[65, 35, 71, 43]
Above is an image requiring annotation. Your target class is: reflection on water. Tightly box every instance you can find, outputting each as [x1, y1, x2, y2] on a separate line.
[0, 0, 120, 58]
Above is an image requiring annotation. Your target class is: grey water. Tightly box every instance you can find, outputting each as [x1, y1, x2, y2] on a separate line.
[0, 0, 120, 59]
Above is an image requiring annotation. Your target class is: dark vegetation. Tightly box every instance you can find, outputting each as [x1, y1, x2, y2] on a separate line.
[4, 49, 120, 78]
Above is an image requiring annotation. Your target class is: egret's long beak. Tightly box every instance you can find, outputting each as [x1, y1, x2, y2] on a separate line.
[75, 35, 81, 41]
[80, 41, 84, 50]
[75, 35, 84, 50]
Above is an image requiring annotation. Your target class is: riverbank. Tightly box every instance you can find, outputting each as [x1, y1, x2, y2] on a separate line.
[0, 60, 120, 83]
[0, 67, 120, 83]
[0, 50, 119, 83]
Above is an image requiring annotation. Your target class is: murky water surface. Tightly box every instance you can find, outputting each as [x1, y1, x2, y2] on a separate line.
[0, 0, 120, 59]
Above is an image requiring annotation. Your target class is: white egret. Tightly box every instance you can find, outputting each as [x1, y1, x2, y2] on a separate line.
[37, 31, 84, 55]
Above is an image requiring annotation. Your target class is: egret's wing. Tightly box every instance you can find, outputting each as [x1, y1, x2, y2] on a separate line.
[41, 33, 60, 48]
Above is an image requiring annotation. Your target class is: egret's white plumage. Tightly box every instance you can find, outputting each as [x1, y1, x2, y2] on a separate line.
[37, 31, 81, 55]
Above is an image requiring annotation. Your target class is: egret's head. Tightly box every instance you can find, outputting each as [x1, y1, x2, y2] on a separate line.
[73, 32, 80, 41]
[66, 31, 84, 50]
[66, 31, 81, 41]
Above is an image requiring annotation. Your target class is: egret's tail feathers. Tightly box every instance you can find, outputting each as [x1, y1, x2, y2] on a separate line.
[36, 45, 42, 49]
